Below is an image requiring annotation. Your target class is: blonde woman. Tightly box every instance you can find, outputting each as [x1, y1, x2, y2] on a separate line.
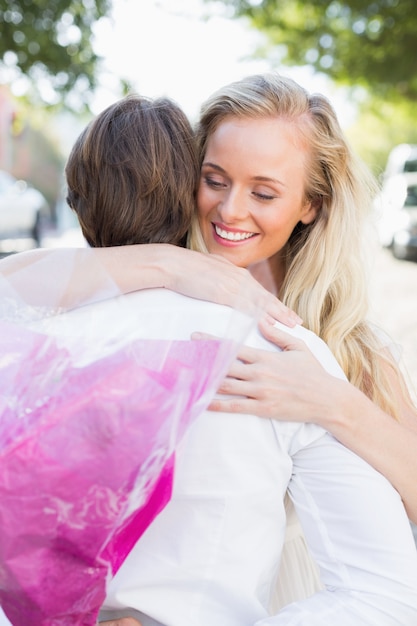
[185, 72, 417, 607]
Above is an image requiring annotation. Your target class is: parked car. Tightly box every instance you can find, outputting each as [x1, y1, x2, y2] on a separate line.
[375, 171, 417, 260]
[383, 143, 417, 180]
[0, 170, 49, 246]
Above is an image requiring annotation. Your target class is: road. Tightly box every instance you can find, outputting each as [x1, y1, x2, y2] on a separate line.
[369, 247, 417, 402]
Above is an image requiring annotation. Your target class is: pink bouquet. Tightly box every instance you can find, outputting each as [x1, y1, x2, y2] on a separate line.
[0, 253, 255, 625]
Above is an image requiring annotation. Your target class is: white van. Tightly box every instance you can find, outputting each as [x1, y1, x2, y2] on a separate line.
[383, 143, 417, 181]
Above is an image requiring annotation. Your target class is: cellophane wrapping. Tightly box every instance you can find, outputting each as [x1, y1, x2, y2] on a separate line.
[0, 249, 257, 626]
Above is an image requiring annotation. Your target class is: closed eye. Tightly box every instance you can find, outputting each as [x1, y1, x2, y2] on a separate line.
[204, 176, 227, 189]
[253, 191, 277, 201]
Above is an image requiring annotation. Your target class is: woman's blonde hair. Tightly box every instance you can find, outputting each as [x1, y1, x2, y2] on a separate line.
[189, 72, 409, 418]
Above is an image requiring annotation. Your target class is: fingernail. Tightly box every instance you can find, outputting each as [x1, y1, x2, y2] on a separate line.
[291, 313, 303, 325]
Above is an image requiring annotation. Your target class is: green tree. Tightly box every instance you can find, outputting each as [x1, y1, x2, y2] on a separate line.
[218, 0, 417, 101]
[346, 98, 417, 177]
[0, 0, 112, 110]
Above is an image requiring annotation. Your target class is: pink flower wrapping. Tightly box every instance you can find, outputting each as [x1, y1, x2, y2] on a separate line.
[0, 320, 227, 626]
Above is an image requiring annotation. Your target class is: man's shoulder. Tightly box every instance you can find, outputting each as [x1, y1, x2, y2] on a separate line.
[271, 321, 346, 380]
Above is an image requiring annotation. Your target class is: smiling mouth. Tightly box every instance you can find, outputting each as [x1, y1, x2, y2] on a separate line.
[214, 224, 257, 242]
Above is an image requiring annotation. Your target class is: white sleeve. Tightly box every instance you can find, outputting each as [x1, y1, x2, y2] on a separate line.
[256, 430, 417, 625]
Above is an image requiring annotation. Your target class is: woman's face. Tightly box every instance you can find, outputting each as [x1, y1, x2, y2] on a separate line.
[197, 115, 317, 269]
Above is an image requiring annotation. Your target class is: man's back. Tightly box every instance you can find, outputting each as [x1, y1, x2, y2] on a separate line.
[11, 288, 417, 626]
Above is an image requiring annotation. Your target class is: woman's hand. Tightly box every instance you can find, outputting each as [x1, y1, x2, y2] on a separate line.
[163, 247, 302, 327]
[204, 317, 341, 424]
[196, 319, 417, 523]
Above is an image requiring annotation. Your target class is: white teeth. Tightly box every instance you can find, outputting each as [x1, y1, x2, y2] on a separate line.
[214, 225, 255, 241]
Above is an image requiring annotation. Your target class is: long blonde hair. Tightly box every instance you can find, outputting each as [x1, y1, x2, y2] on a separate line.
[189, 72, 409, 418]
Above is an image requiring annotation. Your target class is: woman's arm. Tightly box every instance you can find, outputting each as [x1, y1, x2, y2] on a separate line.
[0, 245, 301, 326]
[208, 318, 417, 523]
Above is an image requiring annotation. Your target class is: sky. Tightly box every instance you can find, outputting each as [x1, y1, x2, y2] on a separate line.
[90, 0, 353, 124]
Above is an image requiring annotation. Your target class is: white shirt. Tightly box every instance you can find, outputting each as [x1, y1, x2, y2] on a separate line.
[97, 290, 417, 625]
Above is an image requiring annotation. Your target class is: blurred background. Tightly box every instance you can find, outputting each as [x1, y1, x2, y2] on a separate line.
[0, 0, 416, 393]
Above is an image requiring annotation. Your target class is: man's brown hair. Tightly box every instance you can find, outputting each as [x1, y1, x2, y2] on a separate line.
[66, 94, 199, 248]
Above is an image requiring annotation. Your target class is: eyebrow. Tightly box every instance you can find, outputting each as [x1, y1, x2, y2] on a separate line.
[201, 161, 287, 187]
[201, 162, 225, 173]
[253, 175, 287, 188]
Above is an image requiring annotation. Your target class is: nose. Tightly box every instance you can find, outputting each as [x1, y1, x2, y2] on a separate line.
[217, 187, 247, 223]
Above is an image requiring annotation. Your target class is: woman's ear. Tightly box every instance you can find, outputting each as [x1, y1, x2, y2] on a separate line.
[300, 195, 322, 225]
